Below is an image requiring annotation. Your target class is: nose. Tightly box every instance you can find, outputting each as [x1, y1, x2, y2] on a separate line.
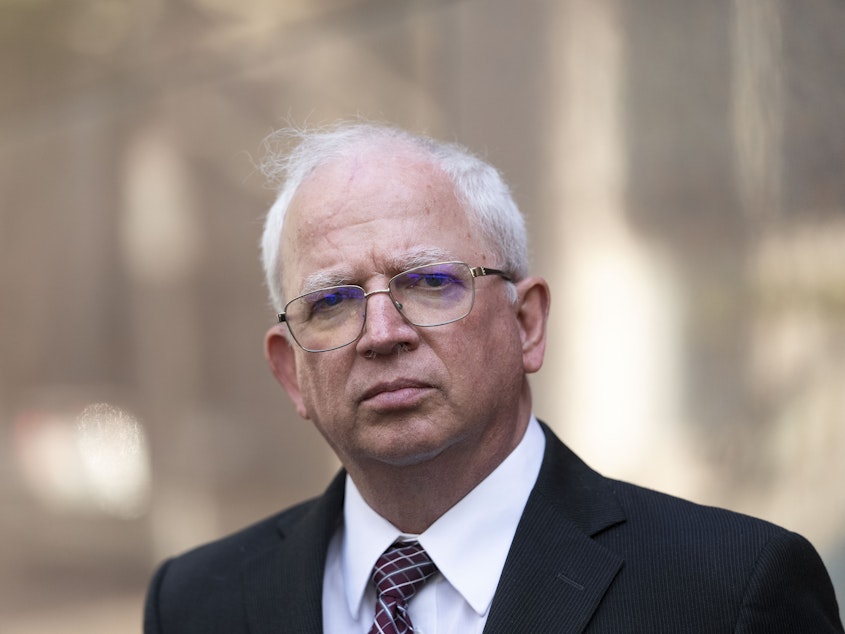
[355, 289, 419, 357]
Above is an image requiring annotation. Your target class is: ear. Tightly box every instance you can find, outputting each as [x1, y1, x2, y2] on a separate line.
[265, 325, 309, 419]
[514, 276, 551, 374]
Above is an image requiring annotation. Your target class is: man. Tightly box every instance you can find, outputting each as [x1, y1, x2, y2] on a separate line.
[144, 122, 843, 633]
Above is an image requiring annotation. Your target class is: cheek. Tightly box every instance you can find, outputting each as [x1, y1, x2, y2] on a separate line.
[471, 310, 524, 376]
[294, 362, 323, 417]
[296, 358, 346, 419]
[442, 309, 521, 374]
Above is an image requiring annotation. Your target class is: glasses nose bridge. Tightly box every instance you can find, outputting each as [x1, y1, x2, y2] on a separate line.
[362, 286, 404, 313]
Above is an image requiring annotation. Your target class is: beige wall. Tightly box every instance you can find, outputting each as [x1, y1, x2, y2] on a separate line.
[1, 0, 843, 630]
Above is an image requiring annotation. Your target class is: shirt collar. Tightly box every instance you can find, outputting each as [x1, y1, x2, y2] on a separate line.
[341, 415, 546, 618]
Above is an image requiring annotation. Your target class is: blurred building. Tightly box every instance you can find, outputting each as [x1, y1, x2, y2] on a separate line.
[1, 0, 843, 630]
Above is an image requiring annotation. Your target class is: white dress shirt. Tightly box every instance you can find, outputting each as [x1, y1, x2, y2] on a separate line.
[322, 416, 545, 633]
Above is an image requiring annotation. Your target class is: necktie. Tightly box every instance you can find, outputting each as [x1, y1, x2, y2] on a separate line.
[369, 541, 437, 634]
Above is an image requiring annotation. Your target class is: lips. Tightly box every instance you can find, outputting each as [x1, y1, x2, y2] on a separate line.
[358, 379, 433, 404]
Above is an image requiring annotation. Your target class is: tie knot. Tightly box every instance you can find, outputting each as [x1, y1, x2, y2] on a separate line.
[371, 541, 437, 603]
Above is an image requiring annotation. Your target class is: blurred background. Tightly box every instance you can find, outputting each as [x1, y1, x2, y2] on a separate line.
[1, 0, 844, 630]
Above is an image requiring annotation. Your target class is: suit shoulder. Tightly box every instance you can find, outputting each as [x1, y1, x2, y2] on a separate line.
[154, 495, 321, 582]
[596, 479, 843, 631]
[144, 479, 347, 634]
[598, 477, 825, 580]
[607, 478, 785, 540]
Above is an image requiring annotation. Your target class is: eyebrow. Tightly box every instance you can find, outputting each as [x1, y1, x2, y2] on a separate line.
[298, 246, 458, 295]
[299, 269, 356, 295]
[383, 246, 456, 272]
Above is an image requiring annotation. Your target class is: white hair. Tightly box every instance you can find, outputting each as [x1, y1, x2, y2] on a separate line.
[259, 122, 529, 312]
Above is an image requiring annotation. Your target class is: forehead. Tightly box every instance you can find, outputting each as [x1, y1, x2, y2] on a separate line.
[281, 148, 487, 291]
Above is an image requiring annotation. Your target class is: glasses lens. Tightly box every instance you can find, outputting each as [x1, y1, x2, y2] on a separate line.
[285, 286, 366, 351]
[390, 262, 474, 327]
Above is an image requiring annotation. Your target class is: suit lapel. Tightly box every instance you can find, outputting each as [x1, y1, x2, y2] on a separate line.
[241, 472, 345, 634]
[484, 423, 626, 634]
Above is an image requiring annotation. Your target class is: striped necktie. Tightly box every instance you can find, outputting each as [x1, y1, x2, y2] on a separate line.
[369, 541, 437, 634]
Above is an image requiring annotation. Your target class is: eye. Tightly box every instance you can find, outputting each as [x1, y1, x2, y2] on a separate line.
[307, 287, 359, 316]
[317, 293, 343, 308]
[402, 268, 465, 291]
[414, 272, 456, 288]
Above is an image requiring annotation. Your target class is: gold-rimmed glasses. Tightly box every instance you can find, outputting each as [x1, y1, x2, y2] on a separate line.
[278, 261, 512, 352]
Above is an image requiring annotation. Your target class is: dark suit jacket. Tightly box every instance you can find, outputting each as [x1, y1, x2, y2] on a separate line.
[144, 423, 843, 633]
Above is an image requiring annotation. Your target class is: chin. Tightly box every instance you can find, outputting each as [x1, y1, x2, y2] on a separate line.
[377, 446, 445, 468]
[365, 431, 450, 468]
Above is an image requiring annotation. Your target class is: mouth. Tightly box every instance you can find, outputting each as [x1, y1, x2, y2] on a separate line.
[358, 379, 434, 409]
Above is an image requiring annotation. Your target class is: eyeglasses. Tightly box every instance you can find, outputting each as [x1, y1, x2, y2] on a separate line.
[278, 261, 512, 352]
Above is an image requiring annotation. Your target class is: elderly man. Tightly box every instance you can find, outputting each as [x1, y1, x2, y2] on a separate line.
[144, 123, 843, 633]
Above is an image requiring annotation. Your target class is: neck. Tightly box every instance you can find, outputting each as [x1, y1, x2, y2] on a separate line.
[347, 390, 533, 533]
